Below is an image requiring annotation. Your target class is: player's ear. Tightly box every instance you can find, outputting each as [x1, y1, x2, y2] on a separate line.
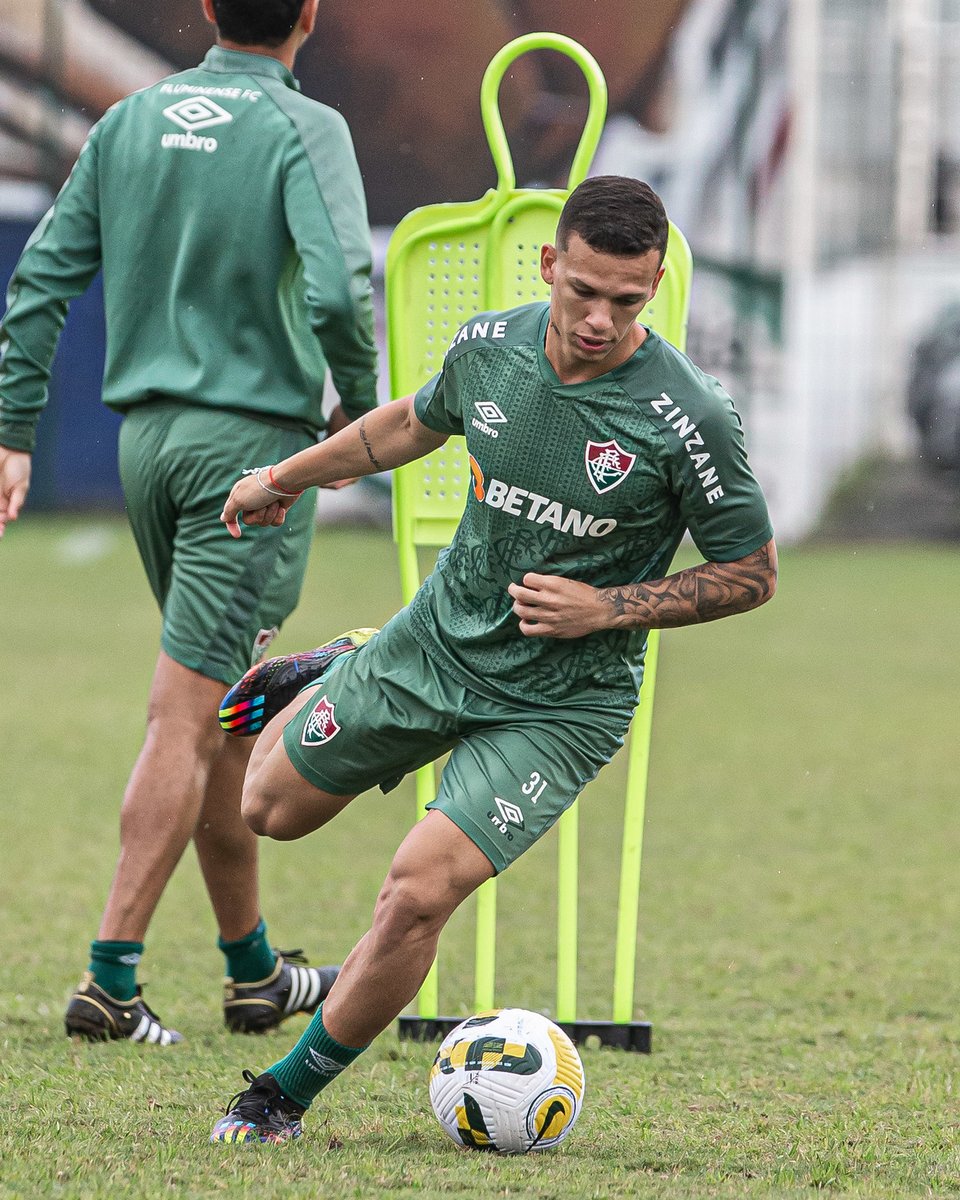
[201, 0, 217, 27]
[647, 265, 666, 305]
[540, 243, 558, 285]
[301, 0, 320, 35]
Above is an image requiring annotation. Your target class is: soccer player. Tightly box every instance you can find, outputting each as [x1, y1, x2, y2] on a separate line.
[210, 175, 777, 1141]
[0, 0, 378, 1043]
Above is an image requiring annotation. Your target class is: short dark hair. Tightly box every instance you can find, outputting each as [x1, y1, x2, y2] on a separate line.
[556, 176, 669, 263]
[211, 0, 307, 46]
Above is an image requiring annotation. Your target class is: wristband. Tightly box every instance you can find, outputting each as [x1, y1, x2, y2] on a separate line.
[241, 466, 303, 499]
[267, 465, 301, 496]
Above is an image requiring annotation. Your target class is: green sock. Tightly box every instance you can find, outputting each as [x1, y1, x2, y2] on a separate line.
[218, 918, 277, 983]
[88, 940, 144, 1001]
[268, 1003, 369, 1107]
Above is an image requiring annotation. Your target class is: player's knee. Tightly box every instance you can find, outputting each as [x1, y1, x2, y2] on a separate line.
[240, 775, 292, 840]
[144, 703, 221, 763]
[372, 866, 454, 943]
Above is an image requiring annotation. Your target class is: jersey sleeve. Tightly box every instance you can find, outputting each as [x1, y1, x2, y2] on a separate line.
[413, 364, 465, 435]
[415, 326, 484, 439]
[0, 124, 104, 452]
[661, 380, 773, 561]
[411, 312, 508, 433]
[280, 107, 378, 421]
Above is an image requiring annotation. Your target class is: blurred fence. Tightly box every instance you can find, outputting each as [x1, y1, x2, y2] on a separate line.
[0, 221, 119, 509]
[4, 0, 960, 535]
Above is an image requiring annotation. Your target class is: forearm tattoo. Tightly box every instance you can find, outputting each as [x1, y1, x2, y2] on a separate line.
[598, 543, 776, 628]
[359, 417, 385, 471]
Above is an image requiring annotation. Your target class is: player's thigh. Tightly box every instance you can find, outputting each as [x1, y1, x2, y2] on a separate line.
[160, 408, 316, 686]
[118, 405, 180, 607]
[280, 617, 463, 798]
[430, 704, 631, 874]
[242, 693, 356, 839]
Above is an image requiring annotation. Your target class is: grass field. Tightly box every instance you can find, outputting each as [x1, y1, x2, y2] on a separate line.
[2, 515, 959, 1199]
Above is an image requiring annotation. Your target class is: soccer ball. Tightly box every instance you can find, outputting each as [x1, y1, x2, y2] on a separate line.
[428, 1008, 585, 1154]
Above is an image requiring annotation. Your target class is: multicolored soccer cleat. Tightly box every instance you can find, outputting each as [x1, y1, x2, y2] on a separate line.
[218, 628, 378, 736]
[210, 1070, 306, 1145]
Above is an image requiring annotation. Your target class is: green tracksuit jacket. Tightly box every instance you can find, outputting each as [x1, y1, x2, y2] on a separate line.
[0, 46, 378, 453]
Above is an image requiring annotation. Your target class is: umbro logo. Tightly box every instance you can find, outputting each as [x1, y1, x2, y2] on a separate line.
[471, 401, 507, 440]
[307, 1048, 345, 1074]
[163, 97, 234, 131]
[160, 98, 233, 153]
[475, 401, 507, 424]
[487, 797, 523, 841]
[495, 797, 524, 828]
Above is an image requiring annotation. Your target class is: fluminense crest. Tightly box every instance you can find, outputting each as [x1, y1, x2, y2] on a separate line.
[584, 439, 637, 494]
[301, 696, 341, 747]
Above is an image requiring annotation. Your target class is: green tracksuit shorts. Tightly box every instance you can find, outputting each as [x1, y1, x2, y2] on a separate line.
[283, 614, 632, 873]
[118, 401, 316, 685]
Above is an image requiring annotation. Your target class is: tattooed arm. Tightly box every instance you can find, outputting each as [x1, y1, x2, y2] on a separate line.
[220, 396, 447, 537]
[507, 539, 778, 638]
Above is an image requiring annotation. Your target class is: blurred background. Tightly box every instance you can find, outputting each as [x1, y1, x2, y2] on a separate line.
[2, 0, 959, 541]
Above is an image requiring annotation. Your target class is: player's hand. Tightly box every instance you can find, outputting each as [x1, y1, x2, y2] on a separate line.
[0, 447, 32, 538]
[507, 572, 606, 638]
[220, 473, 298, 539]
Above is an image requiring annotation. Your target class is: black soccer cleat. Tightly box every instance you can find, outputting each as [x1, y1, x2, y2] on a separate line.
[218, 628, 378, 736]
[65, 972, 183, 1046]
[210, 1070, 306, 1145]
[224, 951, 339, 1033]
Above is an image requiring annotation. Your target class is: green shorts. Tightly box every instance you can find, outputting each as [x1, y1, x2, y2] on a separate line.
[283, 616, 632, 873]
[118, 401, 316, 685]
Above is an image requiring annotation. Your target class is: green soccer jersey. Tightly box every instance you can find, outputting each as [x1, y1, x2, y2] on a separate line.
[410, 301, 773, 711]
[0, 47, 377, 453]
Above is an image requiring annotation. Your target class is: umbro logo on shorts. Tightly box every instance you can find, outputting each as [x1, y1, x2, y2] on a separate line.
[495, 797, 524, 828]
[301, 696, 341, 747]
[487, 796, 524, 841]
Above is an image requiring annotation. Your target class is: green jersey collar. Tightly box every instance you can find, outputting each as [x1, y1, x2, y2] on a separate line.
[201, 45, 300, 91]
[536, 305, 659, 394]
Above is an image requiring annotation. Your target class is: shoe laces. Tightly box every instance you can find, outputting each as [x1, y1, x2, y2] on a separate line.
[225, 1071, 303, 1123]
[273, 948, 308, 965]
